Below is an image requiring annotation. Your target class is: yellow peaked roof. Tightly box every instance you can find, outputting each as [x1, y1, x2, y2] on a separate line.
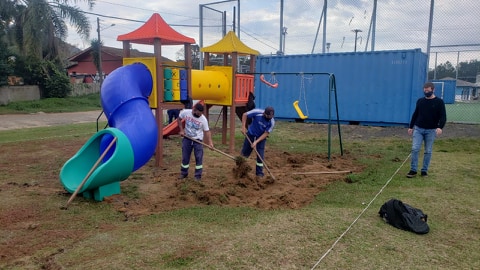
[201, 31, 260, 55]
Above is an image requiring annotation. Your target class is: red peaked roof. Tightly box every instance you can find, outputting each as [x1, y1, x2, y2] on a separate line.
[117, 13, 195, 45]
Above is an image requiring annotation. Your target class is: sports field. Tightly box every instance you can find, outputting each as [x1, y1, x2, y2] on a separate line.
[445, 102, 480, 124]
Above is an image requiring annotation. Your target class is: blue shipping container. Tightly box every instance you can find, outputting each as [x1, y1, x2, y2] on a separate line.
[254, 49, 428, 126]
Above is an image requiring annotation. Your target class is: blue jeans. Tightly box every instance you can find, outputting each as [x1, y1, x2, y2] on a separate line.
[410, 126, 437, 173]
[241, 133, 267, 176]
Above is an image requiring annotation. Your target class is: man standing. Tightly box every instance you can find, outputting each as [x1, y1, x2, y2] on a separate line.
[177, 103, 213, 180]
[406, 82, 446, 178]
[241, 106, 275, 178]
[167, 109, 180, 124]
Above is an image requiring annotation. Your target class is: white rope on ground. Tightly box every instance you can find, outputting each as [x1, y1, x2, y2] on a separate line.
[310, 153, 411, 270]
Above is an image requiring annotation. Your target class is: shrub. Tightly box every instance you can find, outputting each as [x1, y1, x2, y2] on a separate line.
[0, 40, 13, 86]
[43, 68, 72, 98]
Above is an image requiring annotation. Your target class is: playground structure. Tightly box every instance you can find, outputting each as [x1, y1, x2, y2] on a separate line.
[60, 63, 156, 200]
[117, 15, 259, 165]
[60, 13, 260, 201]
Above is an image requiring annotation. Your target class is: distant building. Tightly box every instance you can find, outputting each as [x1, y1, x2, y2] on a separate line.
[66, 46, 174, 83]
[440, 77, 479, 101]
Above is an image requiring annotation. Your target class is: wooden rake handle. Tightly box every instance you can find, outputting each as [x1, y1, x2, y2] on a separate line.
[183, 135, 236, 161]
[243, 133, 276, 180]
[64, 137, 118, 209]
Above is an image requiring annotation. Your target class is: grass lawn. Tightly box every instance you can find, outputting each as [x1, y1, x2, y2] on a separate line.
[0, 93, 102, 114]
[1, 120, 479, 269]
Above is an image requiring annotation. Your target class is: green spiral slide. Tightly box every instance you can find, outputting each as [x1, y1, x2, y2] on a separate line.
[60, 128, 134, 201]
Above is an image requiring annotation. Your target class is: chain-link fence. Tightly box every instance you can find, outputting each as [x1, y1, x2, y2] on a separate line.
[194, 0, 479, 124]
[431, 46, 479, 124]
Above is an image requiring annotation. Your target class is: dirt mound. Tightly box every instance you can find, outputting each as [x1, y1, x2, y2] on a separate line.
[103, 149, 361, 220]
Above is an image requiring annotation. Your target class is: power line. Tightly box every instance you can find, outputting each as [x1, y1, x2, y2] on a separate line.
[95, 0, 199, 20]
[80, 10, 199, 27]
[81, 10, 144, 23]
[81, 10, 221, 28]
[240, 28, 277, 52]
[81, 1, 276, 52]
[92, 0, 222, 25]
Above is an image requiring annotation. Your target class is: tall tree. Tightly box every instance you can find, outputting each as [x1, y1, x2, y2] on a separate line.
[429, 61, 456, 80]
[457, 59, 480, 83]
[10, 0, 95, 60]
[0, 1, 17, 85]
[429, 59, 480, 82]
[175, 45, 201, 69]
[90, 38, 101, 75]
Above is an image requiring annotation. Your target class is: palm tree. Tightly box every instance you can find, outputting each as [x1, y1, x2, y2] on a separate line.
[10, 0, 95, 60]
[90, 38, 101, 73]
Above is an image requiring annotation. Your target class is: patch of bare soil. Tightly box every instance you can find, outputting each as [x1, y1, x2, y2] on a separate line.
[0, 140, 96, 266]
[105, 146, 361, 220]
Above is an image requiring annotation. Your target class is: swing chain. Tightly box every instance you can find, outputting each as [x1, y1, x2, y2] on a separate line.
[299, 74, 312, 116]
[269, 73, 277, 84]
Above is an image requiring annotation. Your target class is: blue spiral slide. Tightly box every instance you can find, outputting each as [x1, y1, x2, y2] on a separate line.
[60, 63, 158, 201]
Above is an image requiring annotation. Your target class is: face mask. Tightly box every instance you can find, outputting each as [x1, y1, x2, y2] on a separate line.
[193, 113, 201, 118]
[424, 91, 433, 98]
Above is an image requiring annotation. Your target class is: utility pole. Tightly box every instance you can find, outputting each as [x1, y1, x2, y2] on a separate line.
[279, 0, 284, 55]
[351, 29, 362, 52]
[96, 17, 104, 85]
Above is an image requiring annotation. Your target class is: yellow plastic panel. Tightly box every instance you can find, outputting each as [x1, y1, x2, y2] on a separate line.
[191, 66, 232, 106]
[123, 57, 157, 108]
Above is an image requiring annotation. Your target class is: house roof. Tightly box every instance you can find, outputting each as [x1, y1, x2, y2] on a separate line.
[67, 46, 173, 62]
[117, 13, 195, 45]
[201, 31, 260, 55]
[439, 77, 477, 87]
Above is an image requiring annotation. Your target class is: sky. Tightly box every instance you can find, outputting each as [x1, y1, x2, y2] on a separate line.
[67, 0, 480, 67]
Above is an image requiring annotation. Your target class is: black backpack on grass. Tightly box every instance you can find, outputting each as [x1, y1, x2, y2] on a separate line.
[379, 199, 429, 234]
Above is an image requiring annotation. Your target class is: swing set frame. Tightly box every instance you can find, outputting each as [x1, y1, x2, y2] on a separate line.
[254, 71, 343, 160]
